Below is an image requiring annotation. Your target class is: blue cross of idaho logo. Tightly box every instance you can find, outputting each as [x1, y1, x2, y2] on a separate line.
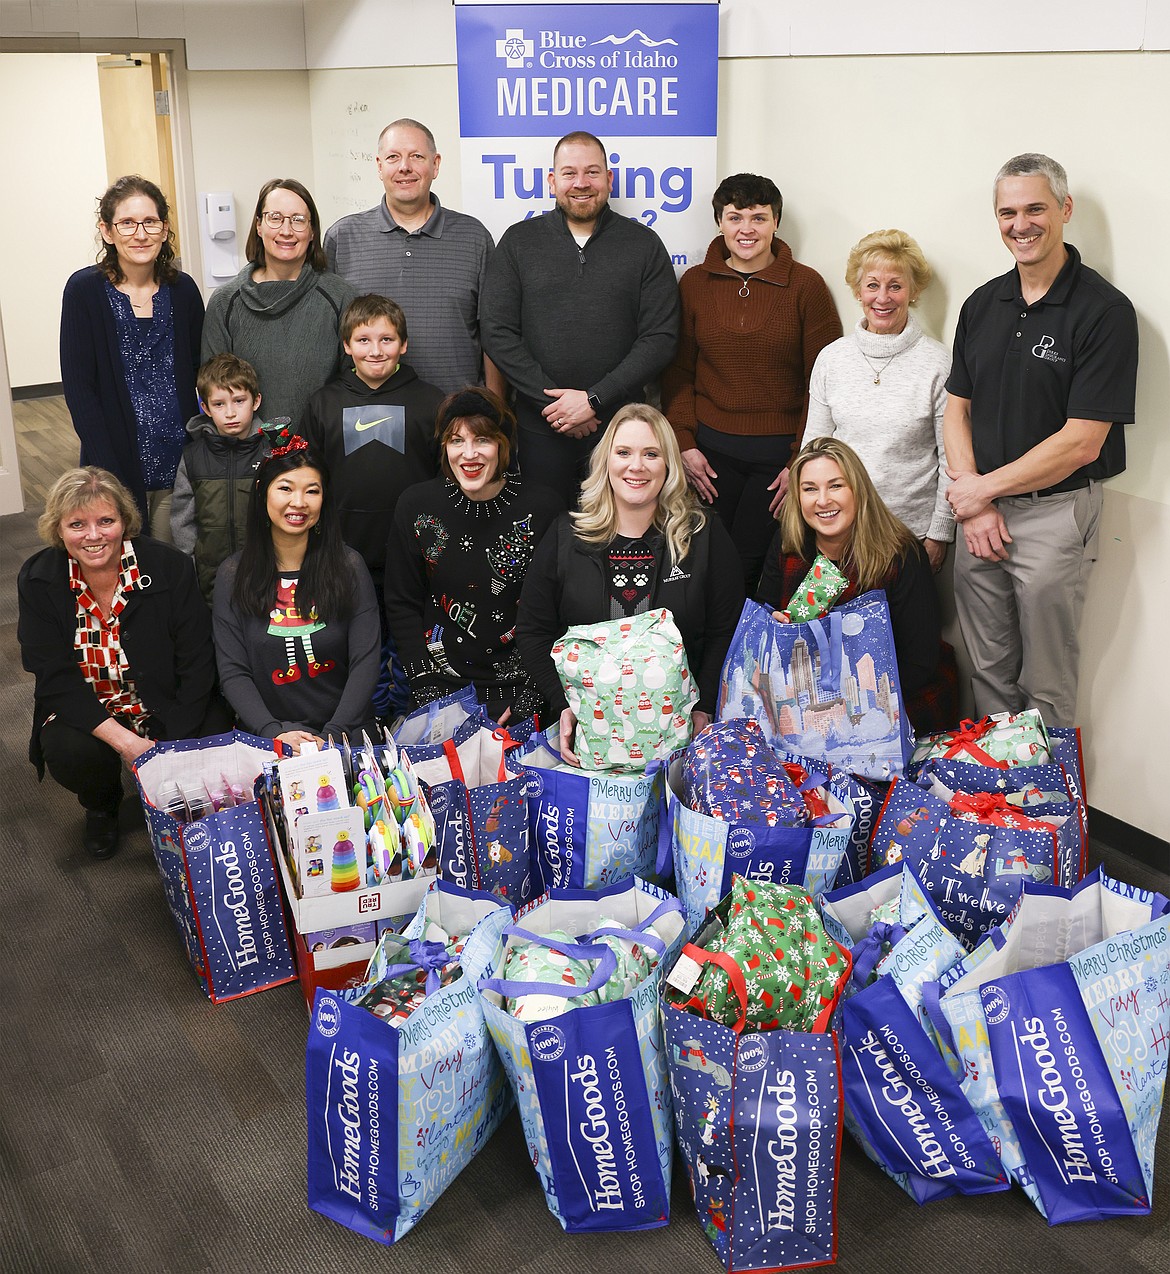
[496, 27, 534, 68]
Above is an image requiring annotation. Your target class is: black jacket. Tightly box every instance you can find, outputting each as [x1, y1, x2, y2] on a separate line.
[18, 537, 218, 775]
[516, 513, 745, 716]
[170, 415, 270, 602]
[301, 364, 443, 582]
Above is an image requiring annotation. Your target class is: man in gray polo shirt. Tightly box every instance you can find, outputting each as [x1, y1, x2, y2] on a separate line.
[324, 118, 502, 395]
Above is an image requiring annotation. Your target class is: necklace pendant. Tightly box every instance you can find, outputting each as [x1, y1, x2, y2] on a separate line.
[873, 375, 881, 385]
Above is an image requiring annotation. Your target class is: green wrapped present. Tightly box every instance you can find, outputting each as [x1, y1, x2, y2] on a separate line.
[784, 553, 849, 622]
[665, 875, 849, 1032]
[910, 709, 1052, 770]
[551, 608, 698, 772]
[587, 914, 662, 1003]
[502, 928, 601, 1022]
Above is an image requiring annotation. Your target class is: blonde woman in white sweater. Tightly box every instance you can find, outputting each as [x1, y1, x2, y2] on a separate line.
[803, 229, 952, 574]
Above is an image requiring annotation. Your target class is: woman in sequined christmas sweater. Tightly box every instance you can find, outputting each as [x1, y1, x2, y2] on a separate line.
[385, 389, 563, 721]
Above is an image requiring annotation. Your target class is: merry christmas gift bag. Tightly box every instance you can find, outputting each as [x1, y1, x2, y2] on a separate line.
[819, 865, 1008, 1202]
[662, 877, 849, 1271]
[717, 593, 912, 781]
[927, 868, 1170, 1222]
[551, 609, 697, 771]
[504, 729, 668, 890]
[399, 713, 540, 904]
[305, 890, 514, 1245]
[477, 877, 685, 1232]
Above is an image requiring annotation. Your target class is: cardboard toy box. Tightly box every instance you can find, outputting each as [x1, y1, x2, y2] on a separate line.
[259, 787, 427, 1008]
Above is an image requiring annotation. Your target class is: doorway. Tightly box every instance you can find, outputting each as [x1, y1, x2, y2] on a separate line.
[0, 40, 199, 515]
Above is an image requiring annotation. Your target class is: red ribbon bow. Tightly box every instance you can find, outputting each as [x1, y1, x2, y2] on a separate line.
[949, 791, 1016, 823]
[940, 717, 1008, 768]
[949, 790, 1050, 831]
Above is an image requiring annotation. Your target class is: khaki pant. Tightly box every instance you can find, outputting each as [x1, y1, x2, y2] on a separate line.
[146, 488, 174, 545]
[953, 482, 1102, 728]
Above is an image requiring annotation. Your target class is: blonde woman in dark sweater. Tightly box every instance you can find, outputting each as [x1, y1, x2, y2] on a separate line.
[663, 173, 841, 592]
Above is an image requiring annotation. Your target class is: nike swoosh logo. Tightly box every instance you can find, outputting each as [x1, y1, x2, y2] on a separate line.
[354, 415, 395, 432]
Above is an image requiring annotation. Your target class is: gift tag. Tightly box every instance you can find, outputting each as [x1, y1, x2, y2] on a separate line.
[666, 950, 703, 994]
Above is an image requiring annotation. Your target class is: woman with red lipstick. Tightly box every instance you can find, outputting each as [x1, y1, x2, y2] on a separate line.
[517, 404, 743, 764]
[662, 173, 841, 593]
[18, 468, 224, 858]
[803, 229, 953, 574]
[757, 437, 956, 733]
[384, 389, 562, 721]
[212, 433, 380, 752]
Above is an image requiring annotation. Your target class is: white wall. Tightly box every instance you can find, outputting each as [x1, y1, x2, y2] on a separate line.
[186, 70, 318, 252]
[308, 65, 462, 231]
[0, 53, 108, 386]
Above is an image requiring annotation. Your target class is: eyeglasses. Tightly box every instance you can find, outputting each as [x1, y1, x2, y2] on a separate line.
[111, 218, 166, 237]
[261, 211, 310, 231]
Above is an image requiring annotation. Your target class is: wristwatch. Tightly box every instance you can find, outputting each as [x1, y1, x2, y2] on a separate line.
[587, 392, 603, 417]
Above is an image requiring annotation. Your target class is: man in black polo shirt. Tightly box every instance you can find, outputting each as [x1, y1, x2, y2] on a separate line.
[942, 153, 1138, 727]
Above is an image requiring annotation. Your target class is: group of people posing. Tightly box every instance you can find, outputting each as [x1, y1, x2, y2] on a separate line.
[21, 122, 1137, 860]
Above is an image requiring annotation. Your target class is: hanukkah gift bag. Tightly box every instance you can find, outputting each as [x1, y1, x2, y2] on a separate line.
[552, 609, 697, 771]
[400, 713, 540, 903]
[820, 865, 1008, 1202]
[306, 891, 514, 1244]
[662, 722, 851, 934]
[477, 877, 685, 1232]
[134, 730, 296, 1001]
[717, 594, 912, 781]
[928, 868, 1170, 1222]
[505, 729, 666, 889]
[663, 876, 849, 1272]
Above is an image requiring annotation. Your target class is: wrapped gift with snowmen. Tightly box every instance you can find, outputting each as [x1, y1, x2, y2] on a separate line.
[552, 609, 697, 772]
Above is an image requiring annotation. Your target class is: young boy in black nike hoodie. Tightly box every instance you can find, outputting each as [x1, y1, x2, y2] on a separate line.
[302, 294, 443, 716]
[302, 294, 443, 593]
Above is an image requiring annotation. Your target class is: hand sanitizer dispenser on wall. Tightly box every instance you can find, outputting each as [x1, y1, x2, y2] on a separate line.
[198, 191, 239, 292]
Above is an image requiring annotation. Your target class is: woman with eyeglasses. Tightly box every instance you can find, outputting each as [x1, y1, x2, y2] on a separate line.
[202, 178, 357, 432]
[60, 175, 204, 538]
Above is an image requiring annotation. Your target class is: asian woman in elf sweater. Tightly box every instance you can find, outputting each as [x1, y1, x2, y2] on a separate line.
[212, 434, 380, 753]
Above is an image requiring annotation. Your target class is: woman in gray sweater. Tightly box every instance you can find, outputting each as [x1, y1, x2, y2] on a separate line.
[202, 178, 356, 431]
[803, 229, 953, 573]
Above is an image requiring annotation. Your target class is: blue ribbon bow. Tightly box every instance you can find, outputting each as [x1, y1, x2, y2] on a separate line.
[851, 920, 908, 985]
[383, 937, 451, 995]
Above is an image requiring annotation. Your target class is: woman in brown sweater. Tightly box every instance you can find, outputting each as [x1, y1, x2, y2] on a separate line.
[662, 173, 840, 592]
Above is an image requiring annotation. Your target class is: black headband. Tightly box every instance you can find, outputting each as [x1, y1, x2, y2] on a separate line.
[438, 390, 512, 438]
